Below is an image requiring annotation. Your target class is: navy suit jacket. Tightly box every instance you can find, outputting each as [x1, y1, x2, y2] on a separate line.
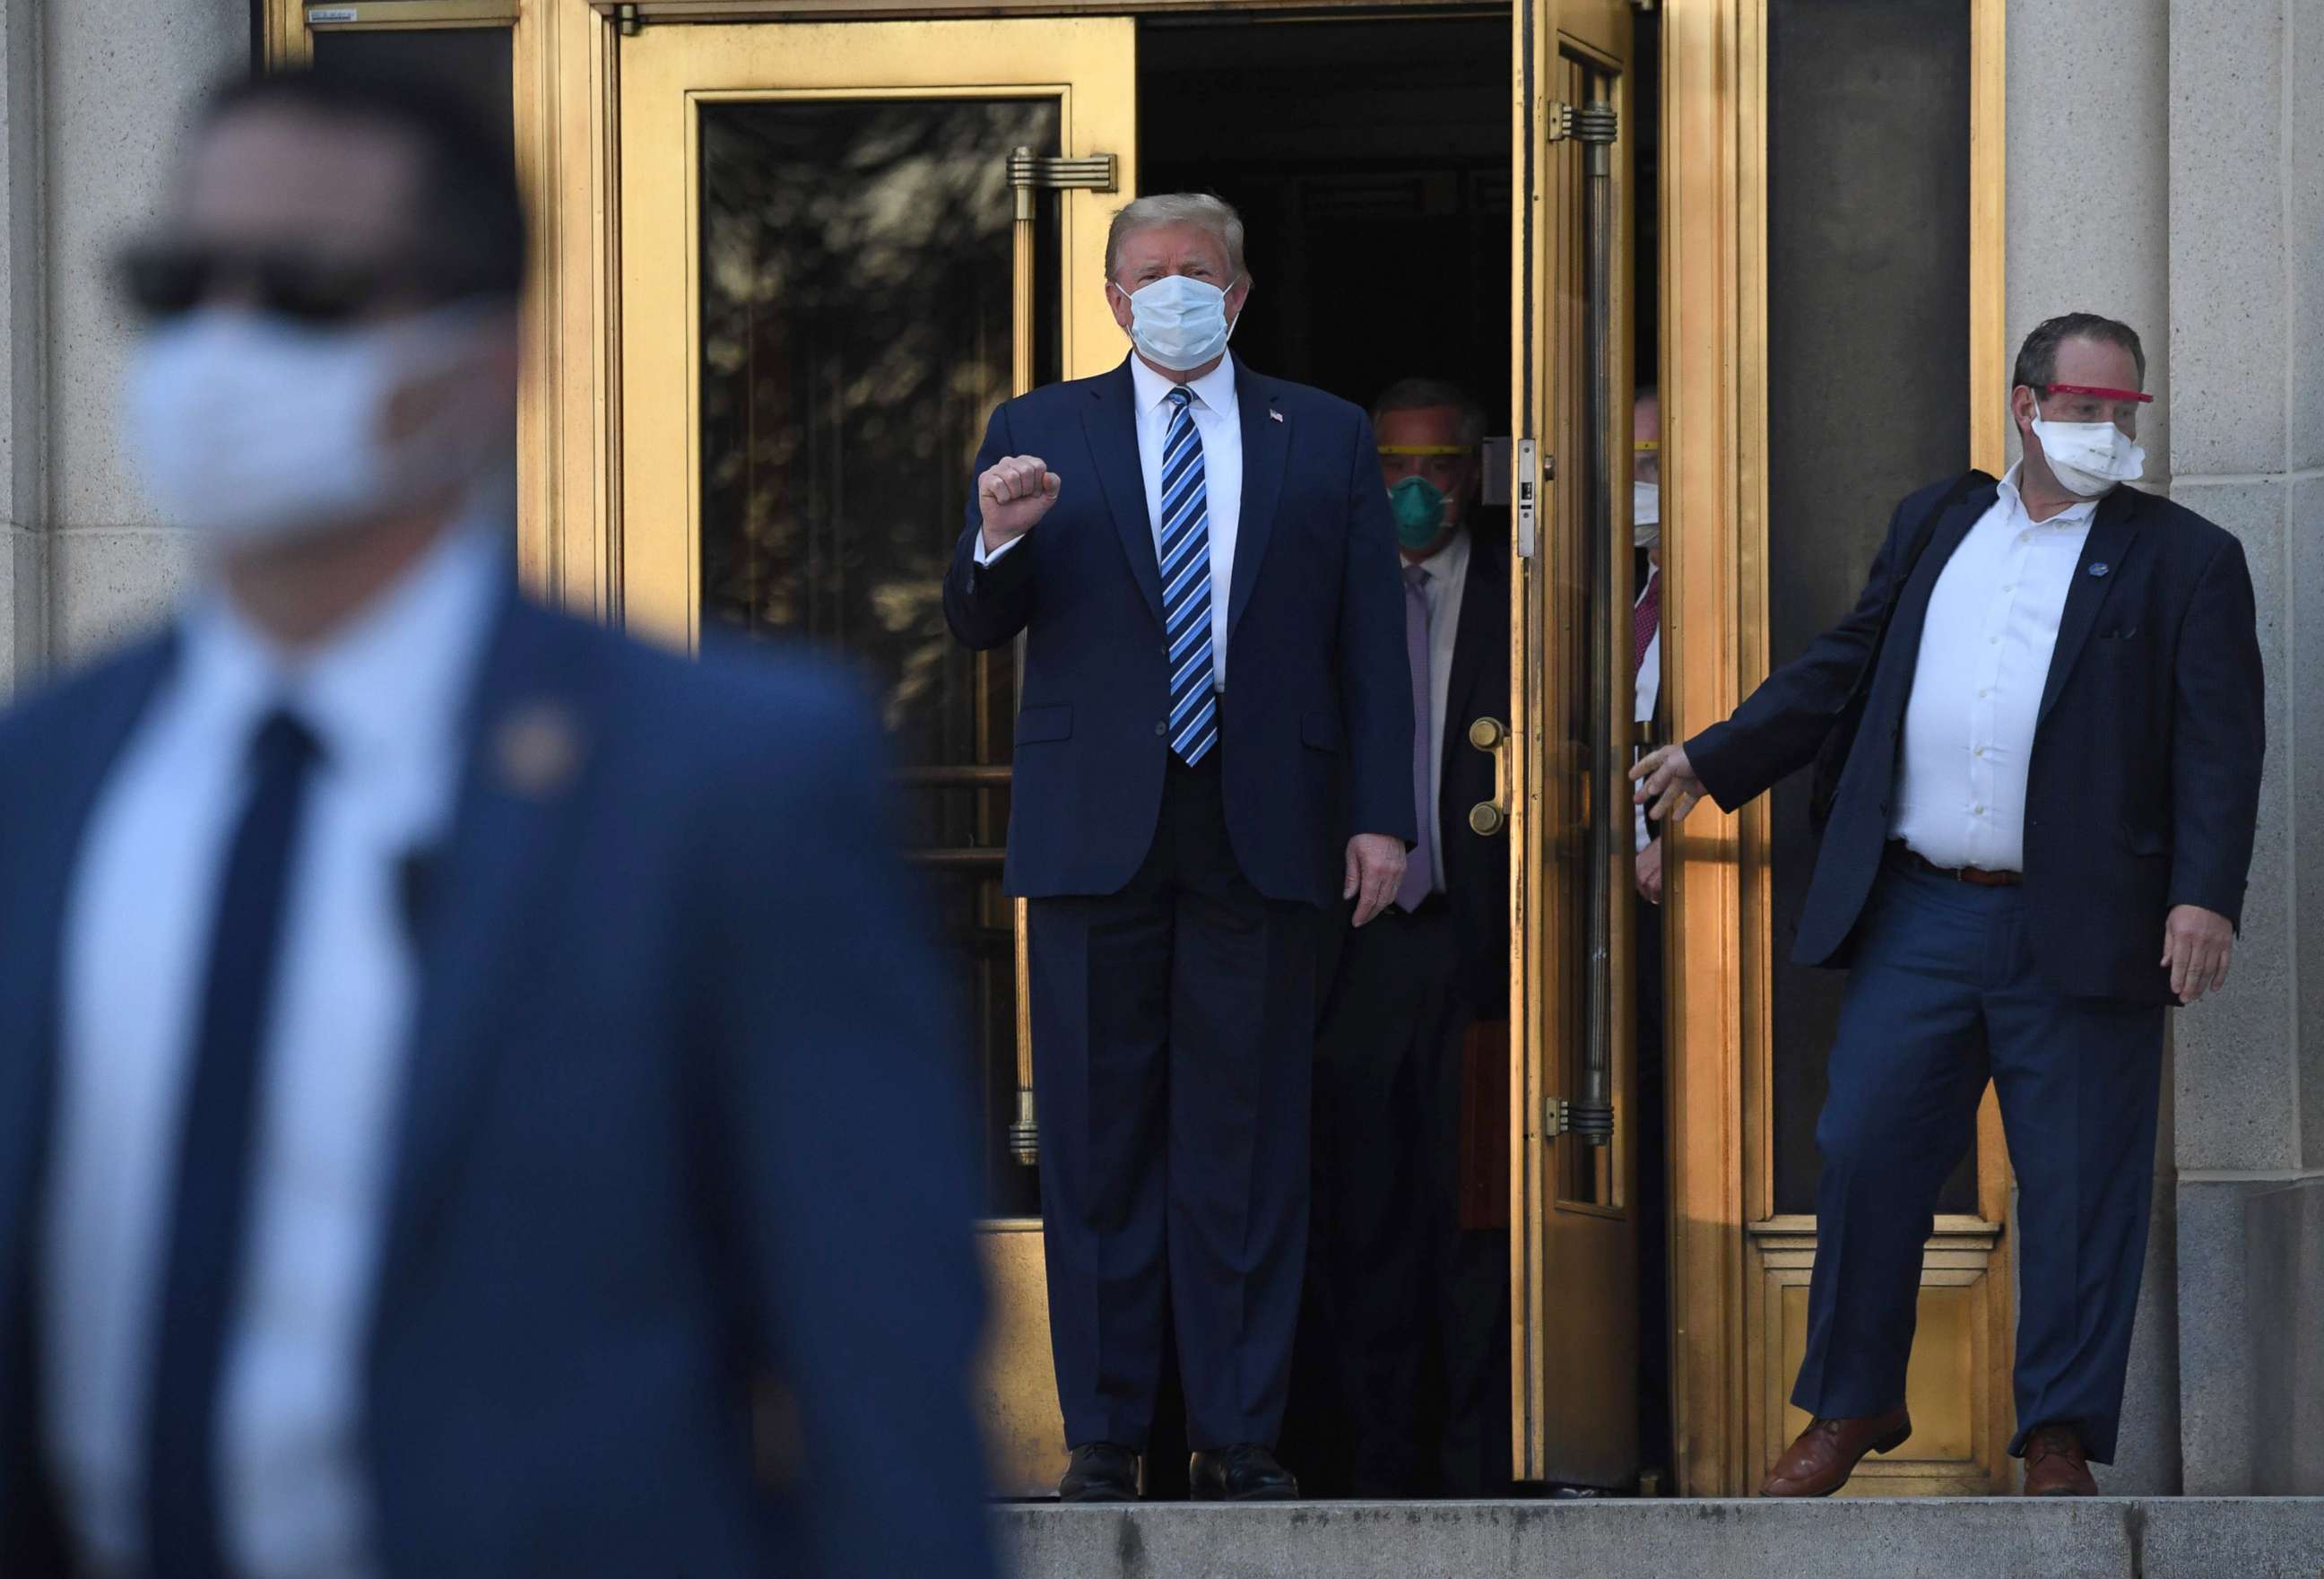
[0, 586, 996, 1579]
[1687, 475, 2265, 1005]
[942, 355, 1416, 906]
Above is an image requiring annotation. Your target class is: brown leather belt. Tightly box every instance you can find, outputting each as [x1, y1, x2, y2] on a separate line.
[1889, 842, 2023, 888]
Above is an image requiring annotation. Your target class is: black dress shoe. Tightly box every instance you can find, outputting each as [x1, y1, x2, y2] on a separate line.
[1060, 1442, 1140, 1503]
[1191, 1444, 1300, 1502]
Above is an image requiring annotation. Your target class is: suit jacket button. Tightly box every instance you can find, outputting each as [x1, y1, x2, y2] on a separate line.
[1156, 720, 1166, 736]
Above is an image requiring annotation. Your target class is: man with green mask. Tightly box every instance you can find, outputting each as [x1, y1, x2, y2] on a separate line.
[1305, 378, 1513, 1496]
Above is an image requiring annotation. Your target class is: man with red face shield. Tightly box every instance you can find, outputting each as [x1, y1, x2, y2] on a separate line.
[1635, 312, 2264, 1498]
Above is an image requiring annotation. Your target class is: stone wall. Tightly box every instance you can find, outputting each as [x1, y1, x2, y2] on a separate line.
[6, 0, 247, 692]
[2004, 0, 2322, 1496]
[2164, 0, 2324, 1498]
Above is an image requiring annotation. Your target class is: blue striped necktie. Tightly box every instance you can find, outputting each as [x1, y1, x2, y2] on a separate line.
[1160, 386, 1218, 766]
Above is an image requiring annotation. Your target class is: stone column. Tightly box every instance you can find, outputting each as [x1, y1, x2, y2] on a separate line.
[43, 0, 246, 661]
[2007, 0, 2184, 1496]
[0, 0, 47, 692]
[2165, 0, 2324, 1499]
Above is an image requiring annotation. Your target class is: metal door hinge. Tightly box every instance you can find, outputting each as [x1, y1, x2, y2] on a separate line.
[1546, 101, 1575, 143]
[615, 4, 640, 35]
[1543, 1097, 1616, 1144]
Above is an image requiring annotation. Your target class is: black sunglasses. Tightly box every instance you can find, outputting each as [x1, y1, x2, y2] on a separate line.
[118, 241, 472, 326]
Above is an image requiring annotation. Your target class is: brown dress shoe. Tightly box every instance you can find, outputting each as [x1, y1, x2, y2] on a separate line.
[1759, 1406, 1912, 1497]
[2022, 1425, 2098, 1496]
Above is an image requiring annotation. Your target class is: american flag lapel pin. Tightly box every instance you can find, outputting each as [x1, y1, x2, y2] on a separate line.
[1270, 409, 1284, 423]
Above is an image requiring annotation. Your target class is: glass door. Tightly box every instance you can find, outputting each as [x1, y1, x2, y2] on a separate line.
[1510, 0, 1642, 1488]
[616, 17, 1135, 1496]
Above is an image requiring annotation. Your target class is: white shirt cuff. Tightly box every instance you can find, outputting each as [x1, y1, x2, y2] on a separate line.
[973, 532, 1024, 568]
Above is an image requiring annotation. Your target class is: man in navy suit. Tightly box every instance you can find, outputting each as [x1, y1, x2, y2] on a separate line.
[943, 194, 1413, 1502]
[0, 67, 994, 1579]
[1635, 313, 2265, 1497]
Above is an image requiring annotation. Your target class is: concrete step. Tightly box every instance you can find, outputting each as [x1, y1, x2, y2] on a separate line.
[997, 1497, 2324, 1579]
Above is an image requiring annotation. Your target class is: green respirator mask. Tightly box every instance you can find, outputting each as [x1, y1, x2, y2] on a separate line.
[1387, 474, 1449, 550]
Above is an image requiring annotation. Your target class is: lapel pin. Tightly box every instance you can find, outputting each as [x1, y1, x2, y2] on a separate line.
[493, 700, 584, 800]
[2089, 562, 2112, 577]
[1270, 409, 1284, 423]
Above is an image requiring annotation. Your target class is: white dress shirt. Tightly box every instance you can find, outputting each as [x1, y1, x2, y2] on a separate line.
[1890, 464, 2096, 872]
[977, 353, 1245, 690]
[1409, 528, 1471, 893]
[45, 517, 503, 1579]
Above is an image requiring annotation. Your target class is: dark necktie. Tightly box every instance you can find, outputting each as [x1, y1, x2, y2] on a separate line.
[145, 708, 321, 1579]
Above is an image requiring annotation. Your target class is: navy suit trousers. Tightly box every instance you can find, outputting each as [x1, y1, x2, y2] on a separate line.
[1793, 852, 2164, 1463]
[1028, 752, 1318, 1453]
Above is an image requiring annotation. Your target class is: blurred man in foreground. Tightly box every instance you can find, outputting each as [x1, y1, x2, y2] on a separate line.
[0, 67, 994, 1579]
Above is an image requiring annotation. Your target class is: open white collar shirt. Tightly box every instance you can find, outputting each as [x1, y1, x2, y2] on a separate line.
[1890, 464, 2096, 873]
[45, 516, 503, 1579]
[976, 353, 1244, 690]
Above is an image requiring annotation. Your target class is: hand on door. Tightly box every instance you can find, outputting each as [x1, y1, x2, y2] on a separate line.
[979, 455, 1062, 552]
[1629, 742, 1705, 829]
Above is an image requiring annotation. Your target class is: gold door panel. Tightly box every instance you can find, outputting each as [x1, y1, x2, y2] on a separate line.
[617, 15, 1135, 1497]
[1511, 0, 1638, 1488]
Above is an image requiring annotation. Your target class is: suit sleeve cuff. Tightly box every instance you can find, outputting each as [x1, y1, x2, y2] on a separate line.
[1684, 721, 1755, 814]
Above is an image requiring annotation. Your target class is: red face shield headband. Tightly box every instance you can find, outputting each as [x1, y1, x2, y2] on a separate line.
[2041, 383, 2153, 403]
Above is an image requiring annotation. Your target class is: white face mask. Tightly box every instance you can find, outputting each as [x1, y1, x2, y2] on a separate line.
[126, 304, 506, 547]
[1633, 480, 1661, 547]
[1116, 273, 1238, 372]
[2029, 413, 2145, 499]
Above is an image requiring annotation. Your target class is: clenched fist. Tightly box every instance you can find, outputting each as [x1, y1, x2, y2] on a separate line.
[979, 455, 1062, 553]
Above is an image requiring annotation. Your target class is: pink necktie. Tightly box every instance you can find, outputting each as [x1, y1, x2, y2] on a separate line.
[1396, 564, 1435, 913]
[1634, 569, 1661, 680]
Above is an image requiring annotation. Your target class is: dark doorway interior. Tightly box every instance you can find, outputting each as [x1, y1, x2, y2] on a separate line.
[1139, 13, 1513, 445]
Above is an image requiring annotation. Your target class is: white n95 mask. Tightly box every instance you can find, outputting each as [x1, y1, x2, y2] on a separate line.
[1119, 274, 1238, 372]
[126, 304, 505, 547]
[1633, 480, 1661, 546]
[2030, 417, 2144, 499]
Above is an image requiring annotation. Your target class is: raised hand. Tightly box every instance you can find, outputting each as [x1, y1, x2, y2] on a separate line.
[979, 455, 1062, 551]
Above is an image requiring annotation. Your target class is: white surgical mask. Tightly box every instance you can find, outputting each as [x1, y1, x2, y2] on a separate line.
[127, 303, 506, 547]
[1117, 274, 1238, 373]
[1633, 480, 1661, 547]
[2030, 414, 2145, 499]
